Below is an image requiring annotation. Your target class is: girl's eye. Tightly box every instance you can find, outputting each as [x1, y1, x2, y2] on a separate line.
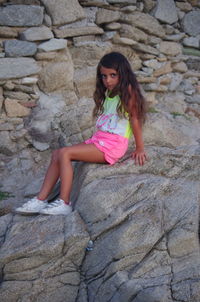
[111, 73, 117, 78]
[101, 74, 106, 79]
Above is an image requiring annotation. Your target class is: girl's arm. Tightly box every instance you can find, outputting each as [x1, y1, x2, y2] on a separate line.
[130, 116, 147, 165]
[128, 88, 147, 165]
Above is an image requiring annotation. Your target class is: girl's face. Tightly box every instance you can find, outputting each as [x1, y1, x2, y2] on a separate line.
[100, 66, 119, 91]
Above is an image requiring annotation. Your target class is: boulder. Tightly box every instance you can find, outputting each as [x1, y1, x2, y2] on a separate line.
[0, 58, 40, 80]
[4, 40, 37, 57]
[0, 5, 44, 27]
[0, 212, 89, 302]
[153, 0, 178, 24]
[38, 60, 74, 93]
[73, 144, 200, 302]
[20, 26, 54, 41]
[182, 11, 200, 36]
[120, 12, 165, 38]
[40, 0, 85, 26]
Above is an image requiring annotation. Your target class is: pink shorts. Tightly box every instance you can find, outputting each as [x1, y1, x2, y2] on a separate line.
[85, 130, 129, 165]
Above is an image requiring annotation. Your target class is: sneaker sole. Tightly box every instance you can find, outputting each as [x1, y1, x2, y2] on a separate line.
[14, 210, 40, 215]
[40, 212, 72, 215]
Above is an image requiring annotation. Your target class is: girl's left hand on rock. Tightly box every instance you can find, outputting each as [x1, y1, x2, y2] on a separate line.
[131, 150, 147, 166]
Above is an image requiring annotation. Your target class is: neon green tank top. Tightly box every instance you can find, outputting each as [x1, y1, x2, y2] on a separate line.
[96, 94, 132, 139]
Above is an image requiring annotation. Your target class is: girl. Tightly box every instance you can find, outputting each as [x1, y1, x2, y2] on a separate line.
[16, 52, 147, 216]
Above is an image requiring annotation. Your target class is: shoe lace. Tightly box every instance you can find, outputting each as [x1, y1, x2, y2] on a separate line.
[47, 199, 62, 208]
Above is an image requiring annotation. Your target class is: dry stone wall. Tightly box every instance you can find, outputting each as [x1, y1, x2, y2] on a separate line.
[0, 1, 200, 302]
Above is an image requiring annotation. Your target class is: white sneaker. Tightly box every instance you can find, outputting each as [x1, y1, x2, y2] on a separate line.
[16, 197, 47, 214]
[40, 199, 72, 216]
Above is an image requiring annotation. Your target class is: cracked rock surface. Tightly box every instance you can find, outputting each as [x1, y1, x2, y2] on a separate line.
[0, 145, 200, 302]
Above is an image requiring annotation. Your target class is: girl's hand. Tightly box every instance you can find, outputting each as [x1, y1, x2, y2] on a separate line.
[131, 149, 147, 166]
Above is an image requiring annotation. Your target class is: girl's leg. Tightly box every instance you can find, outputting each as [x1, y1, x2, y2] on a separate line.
[56, 143, 105, 203]
[37, 149, 60, 201]
[37, 143, 105, 203]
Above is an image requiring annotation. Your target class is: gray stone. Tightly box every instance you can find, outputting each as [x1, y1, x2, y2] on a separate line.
[169, 73, 183, 91]
[182, 11, 200, 36]
[165, 33, 185, 42]
[120, 24, 148, 43]
[4, 40, 37, 57]
[96, 8, 120, 25]
[25, 91, 66, 149]
[54, 25, 104, 38]
[73, 145, 200, 302]
[185, 94, 200, 105]
[0, 5, 44, 27]
[153, 0, 178, 24]
[20, 26, 54, 41]
[38, 38, 67, 52]
[159, 41, 182, 56]
[40, 0, 85, 26]
[0, 131, 17, 155]
[132, 42, 159, 55]
[144, 112, 200, 148]
[186, 57, 200, 71]
[0, 212, 89, 301]
[183, 36, 200, 49]
[0, 58, 40, 80]
[120, 12, 165, 38]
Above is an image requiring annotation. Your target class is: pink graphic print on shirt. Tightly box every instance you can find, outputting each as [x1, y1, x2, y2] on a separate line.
[96, 114, 119, 131]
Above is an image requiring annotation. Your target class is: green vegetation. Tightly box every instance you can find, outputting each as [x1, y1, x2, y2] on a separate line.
[148, 107, 159, 113]
[170, 112, 191, 120]
[0, 191, 14, 201]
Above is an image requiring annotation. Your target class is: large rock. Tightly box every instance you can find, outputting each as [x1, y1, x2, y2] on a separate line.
[143, 112, 200, 148]
[38, 61, 73, 93]
[38, 38, 67, 52]
[73, 144, 200, 302]
[54, 25, 104, 38]
[0, 212, 89, 302]
[4, 40, 37, 57]
[182, 11, 200, 36]
[153, 0, 178, 24]
[20, 26, 54, 41]
[120, 24, 148, 43]
[74, 66, 96, 98]
[25, 91, 67, 150]
[0, 58, 40, 80]
[0, 5, 44, 26]
[159, 41, 182, 56]
[0, 131, 17, 155]
[40, 0, 85, 25]
[120, 12, 165, 38]
[96, 8, 120, 25]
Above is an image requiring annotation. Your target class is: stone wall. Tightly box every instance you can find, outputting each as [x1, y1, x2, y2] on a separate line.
[0, 1, 200, 302]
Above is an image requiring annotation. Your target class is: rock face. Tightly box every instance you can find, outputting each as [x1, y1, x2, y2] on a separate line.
[0, 0, 200, 301]
[0, 145, 200, 302]
[0, 212, 89, 302]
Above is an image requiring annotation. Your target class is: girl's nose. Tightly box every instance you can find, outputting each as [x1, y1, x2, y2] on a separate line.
[106, 76, 111, 84]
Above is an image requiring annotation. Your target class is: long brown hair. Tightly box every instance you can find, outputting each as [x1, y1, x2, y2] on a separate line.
[93, 52, 146, 124]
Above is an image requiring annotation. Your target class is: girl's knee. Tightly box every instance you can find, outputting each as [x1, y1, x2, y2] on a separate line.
[58, 147, 70, 160]
[51, 149, 60, 162]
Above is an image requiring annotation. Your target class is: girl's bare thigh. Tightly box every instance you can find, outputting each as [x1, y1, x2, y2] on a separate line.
[58, 143, 106, 163]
